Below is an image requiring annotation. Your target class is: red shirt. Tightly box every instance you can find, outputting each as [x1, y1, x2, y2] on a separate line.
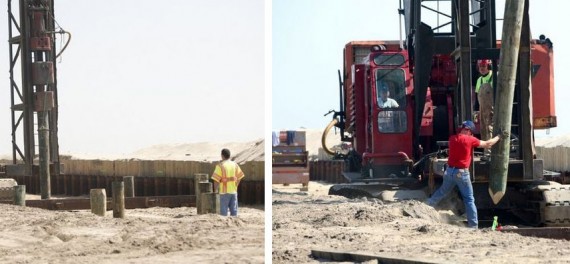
[448, 134, 480, 168]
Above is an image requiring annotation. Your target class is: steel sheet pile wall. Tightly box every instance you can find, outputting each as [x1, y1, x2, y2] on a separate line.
[9, 160, 264, 205]
[309, 160, 347, 183]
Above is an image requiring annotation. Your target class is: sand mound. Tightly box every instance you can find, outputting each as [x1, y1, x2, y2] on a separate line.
[128, 139, 264, 162]
[48, 139, 264, 163]
[536, 134, 570, 148]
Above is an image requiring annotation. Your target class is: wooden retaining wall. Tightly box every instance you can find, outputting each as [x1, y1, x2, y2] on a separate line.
[536, 145, 570, 173]
[311, 153, 570, 185]
[9, 160, 265, 205]
[309, 160, 347, 184]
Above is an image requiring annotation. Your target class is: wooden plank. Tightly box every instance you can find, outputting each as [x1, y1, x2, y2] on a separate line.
[501, 227, 570, 240]
[164, 160, 175, 178]
[79, 175, 86, 195]
[34, 172, 39, 194]
[0, 195, 196, 210]
[165, 177, 171, 196]
[153, 177, 160, 196]
[71, 175, 78, 196]
[123, 176, 135, 197]
[63, 160, 74, 175]
[143, 177, 150, 196]
[242, 161, 264, 181]
[105, 176, 112, 197]
[63, 174, 70, 195]
[155, 160, 166, 178]
[176, 178, 183, 195]
[114, 160, 125, 177]
[126, 160, 140, 177]
[50, 172, 57, 195]
[174, 161, 185, 178]
[256, 181, 264, 204]
[135, 176, 144, 197]
[311, 249, 442, 264]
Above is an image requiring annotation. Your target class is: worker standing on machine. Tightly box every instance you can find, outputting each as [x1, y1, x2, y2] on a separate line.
[426, 120, 500, 229]
[475, 59, 494, 159]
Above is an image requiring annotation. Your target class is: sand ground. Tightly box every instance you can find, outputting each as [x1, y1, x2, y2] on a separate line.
[0, 138, 265, 263]
[272, 181, 570, 263]
[0, 203, 264, 263]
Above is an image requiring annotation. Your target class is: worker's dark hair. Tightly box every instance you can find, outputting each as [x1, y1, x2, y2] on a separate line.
[221, 148, 231, 159]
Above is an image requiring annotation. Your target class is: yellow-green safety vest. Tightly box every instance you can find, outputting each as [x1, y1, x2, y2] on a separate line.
[211, 160, 245, 194]
[475, 71, 493, 93]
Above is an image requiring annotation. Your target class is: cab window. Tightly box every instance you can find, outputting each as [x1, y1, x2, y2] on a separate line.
[375, 69, 406, 108]
[376, 69, 407, 133]
[378, 111, 407, 133]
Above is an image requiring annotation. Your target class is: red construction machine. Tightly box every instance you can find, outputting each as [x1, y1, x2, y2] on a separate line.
[324, 0, 569, 226]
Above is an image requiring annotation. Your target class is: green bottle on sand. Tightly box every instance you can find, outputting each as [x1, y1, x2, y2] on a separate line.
[492, 216, 498, 231]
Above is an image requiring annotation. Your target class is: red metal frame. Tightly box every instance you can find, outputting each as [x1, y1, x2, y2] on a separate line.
[342, 39, 556, 169]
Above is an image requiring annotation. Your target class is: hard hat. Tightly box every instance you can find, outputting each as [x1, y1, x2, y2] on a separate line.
[462, 120, 476, 131]
[477, 59, 492, 67]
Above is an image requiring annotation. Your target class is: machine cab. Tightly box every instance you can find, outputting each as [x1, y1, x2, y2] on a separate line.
[344, 44, 415, 179]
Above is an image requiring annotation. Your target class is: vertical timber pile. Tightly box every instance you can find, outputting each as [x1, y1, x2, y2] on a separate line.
[8, 0, 62, 198]
[112, 181, 125, 218]
[90, 188, 106, 216]
[198, 182, 219, 214]
[14, 185, 26, 206]
[489, 0, 526, 204]
[194, 173, 209, 213]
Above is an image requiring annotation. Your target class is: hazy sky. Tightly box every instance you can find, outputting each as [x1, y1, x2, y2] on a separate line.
[273, 0, 570, 139]
[0, 0, 265, 157]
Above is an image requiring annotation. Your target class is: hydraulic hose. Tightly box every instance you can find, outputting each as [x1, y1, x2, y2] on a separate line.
[322, 118, 339, 156]
[56, 31, 72, 59]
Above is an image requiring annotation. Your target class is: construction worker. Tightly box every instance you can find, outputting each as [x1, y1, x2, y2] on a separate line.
[211, 148, 245, 216]
[426, 120, 500, 229]
[475, 59, 494, 158]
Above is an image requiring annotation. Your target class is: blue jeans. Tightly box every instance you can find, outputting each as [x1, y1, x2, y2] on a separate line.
[220, 193, 238, 216]
[427, 167, 478, 228]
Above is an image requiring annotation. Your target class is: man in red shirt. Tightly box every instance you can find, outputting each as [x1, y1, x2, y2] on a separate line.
[426, 120, 500, 229]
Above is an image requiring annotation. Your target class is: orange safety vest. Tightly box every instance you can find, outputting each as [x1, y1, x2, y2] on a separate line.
[211, 160, 245, 194]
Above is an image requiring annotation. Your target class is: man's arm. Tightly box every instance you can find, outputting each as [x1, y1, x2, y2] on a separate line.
[479, 135, 500, 149]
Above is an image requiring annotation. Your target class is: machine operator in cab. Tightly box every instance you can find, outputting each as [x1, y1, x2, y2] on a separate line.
[378, 84, 399, 108]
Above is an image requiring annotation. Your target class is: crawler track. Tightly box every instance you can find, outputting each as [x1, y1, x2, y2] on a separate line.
[531, 184, 570, 226]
